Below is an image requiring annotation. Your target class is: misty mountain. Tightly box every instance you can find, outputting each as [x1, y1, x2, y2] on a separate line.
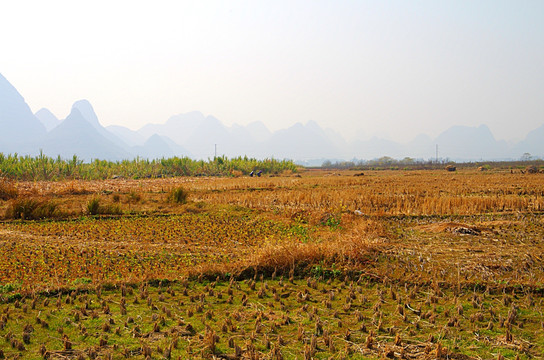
[38, 99, 139, 160]
[182, 115, 232, 158]
[1, 72, 544, 163]
[72, 99, 105, 131]
[39, 100, 185, 161]
[512, 125, 544, 159]
[138, 111, 205, 145]
[35, 108, 61, 131]
[346, 125, 510, 162]
[433, 124, 508, 161]
[107, 125, 146, 146]
[138, 112, 271, 159]
[350, 137, 404, 160]
[132, 134, 191, 159]
[262, 121, 344, 160]
[324, 127, 349, 151]
[403, 134, 434, 159]
[245, 122, 272, 142]
[225, 122, 272, 159]
[40, 107, 132, 161]
[160, 136, 192, 158]
[0, 73, 46, 154]
[132, 134, 175, 159]
[71, 99, 131, 150]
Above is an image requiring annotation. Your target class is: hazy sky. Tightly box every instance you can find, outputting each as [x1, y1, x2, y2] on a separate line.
[1, 1, 543, 142]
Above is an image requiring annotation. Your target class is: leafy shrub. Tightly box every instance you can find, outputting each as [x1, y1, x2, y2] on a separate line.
[168, 187, 189, 204]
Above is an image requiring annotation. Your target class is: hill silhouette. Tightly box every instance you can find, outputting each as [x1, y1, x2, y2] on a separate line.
[0, 72, 542, 162]
[0, 73, 46, 154]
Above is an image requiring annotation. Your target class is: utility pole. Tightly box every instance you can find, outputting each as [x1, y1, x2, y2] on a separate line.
[435, 144, 438, 164]
[214, 144, 217, 158]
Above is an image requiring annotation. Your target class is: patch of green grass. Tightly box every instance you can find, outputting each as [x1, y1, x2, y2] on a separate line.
[71, 277, 92, 286]
[321, 213, 342, 229]
[0, 282, 20, 293]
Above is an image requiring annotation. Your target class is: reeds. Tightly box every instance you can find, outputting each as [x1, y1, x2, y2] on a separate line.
[0, 153, 297, 181]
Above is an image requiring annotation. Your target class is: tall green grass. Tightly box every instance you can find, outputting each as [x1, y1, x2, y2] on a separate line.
[0, 153, 297, 181]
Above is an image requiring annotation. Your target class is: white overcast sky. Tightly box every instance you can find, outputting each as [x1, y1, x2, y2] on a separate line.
[1, 0, 543, 142]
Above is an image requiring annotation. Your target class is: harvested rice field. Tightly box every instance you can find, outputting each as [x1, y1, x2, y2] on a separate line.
[1, 168, 543, 359]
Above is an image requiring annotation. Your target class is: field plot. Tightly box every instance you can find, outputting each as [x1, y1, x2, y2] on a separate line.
[0, 277, 542, 360]
[0, 209, 313, 290]
[0, 169, 543, 359]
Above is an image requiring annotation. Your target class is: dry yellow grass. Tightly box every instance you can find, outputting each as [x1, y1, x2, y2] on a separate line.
[5, 168, 544, 220]
[1, 168, 544, 359]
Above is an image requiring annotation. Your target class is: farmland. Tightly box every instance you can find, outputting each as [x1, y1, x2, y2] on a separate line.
[0, 168, 543, 359]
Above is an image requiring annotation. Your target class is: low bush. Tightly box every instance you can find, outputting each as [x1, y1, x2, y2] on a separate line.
[87, 197, 123, 215]
[87, 197, 101, 215]
[168, 187, 189, 204]
[5, 198, 60, 220]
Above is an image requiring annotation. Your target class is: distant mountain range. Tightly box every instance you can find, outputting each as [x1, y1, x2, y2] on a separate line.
[1, 72, 543, 163]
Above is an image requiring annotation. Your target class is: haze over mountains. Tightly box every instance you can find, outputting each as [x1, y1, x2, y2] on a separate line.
[1, 73, 542, 164]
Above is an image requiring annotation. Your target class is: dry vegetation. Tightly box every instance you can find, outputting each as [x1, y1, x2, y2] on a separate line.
[0, 168, 543, 359]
